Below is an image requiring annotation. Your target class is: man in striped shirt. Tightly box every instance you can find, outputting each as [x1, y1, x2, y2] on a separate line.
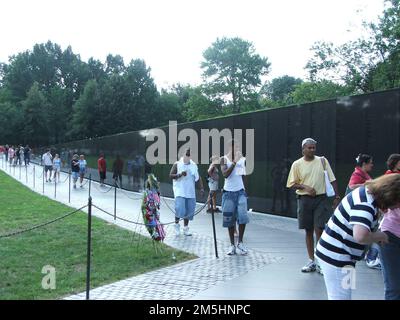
[315, 174, 400, 300]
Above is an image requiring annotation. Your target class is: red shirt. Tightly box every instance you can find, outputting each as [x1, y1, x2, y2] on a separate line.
[348, 167, 372, 188]
[98, 157, 106, 172]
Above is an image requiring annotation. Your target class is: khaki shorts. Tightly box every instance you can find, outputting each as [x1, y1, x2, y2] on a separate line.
[297, 195, 332, 230]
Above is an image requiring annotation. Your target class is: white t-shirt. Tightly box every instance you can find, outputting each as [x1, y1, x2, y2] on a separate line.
[172, 158, 199, 199]
[223, 156, 246, 192]
[42, 153, 53, 166]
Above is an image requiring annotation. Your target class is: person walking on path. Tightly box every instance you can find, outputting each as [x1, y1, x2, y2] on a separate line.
[112, 155, 124, 187]
[378, 154, 400, 300]
[169, 149, 204, 237]
[71, 154, 80, 189]
[207, 155, 221, 213]
[78, 155, 87, 188]
[4, 145, 9, 162]
[53, 154, 61, 183]
[15, 146, 22, 166]
[315, 174, 400, 300]
[24, 145, 31, 166]
[98, 153, 107, 186]
[220, 140, 249, 256]
[286, 138, 340, 273]
[42, 149, 53, 182]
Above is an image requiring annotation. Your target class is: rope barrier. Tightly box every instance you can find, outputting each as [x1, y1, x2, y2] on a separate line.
[0, 205, 88, 238]
[92, 203, 196, 227]
[58, 173, 70, 184]
[93, 183, 114, 193]
[81, 178, 89, 187]
[114, 181, 143, 200]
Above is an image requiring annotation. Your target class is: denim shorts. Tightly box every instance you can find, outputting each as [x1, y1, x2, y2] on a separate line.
[208, 179, 219, 192]
[72, 171, 79, 180]
[175, 197, 196, 221]
[222, 189, 249, 228]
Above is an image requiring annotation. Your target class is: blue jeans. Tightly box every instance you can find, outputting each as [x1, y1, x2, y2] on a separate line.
[222, 189, 249, 228]
[379, 232, 400, 300]
[175, 197, 196, 221]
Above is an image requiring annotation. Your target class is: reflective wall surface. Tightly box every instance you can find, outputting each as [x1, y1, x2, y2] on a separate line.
[34, 88, 400, 218]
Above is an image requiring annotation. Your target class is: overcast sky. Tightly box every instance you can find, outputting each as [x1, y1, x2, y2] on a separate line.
[1, 0, 384, 90]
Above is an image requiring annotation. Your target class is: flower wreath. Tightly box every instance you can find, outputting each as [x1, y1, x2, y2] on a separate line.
[141, 174, 165, 241]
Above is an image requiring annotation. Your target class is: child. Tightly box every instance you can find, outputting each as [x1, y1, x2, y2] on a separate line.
[207, 156, 220, 213]
[53, 154, 61, 182]
[79, 155, 87, 188]
[71, 154, 80, 189]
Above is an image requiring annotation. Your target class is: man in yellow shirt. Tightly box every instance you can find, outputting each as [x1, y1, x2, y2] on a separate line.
[287, 138, 340, 273]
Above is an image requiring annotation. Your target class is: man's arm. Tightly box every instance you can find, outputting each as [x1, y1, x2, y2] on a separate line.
[290, 183, 317, 197]
[169, 163, 181, 180]
[331, 180, 341, 208]
[220, 157, 236, 178]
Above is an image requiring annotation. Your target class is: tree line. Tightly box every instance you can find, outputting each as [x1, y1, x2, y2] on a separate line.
[0, 0, 399, 147]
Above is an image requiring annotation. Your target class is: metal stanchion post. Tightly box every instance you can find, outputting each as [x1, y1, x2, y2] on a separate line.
[26, 166, 28, 183]
[54, 177, 57, 199]
[114, 182, 117, 221]
[42, 166, 45, 194]
[210, 193, 219, 258]
[13, 163, 15, 176]
[88, 173, 92, 197]
[86, 196, 92, 300]
[33, 165, 36, 189]
[19, 164, 21, 180]
[68, 170, 71, 203]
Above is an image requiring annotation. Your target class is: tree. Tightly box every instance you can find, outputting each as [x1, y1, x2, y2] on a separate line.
[22, 82, 49, 146]
[289, 80, 352, 105]
[69, 80, 100, 139]
[305, 0, 400, 93]
[158, 90, 186, 124]
[124, 59, 159, 130]
[261, 75, 303, 104]
[182, 86, 223, 121]
[201, 37, 270, 113]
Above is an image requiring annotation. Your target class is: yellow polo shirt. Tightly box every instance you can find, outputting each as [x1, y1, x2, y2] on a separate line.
[286, 156, 336, 196]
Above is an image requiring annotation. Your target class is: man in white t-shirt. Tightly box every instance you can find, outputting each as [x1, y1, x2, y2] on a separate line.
[42, 149, 53, 182]
[169, 149, 204, 236]
[220, 140, 249, 255]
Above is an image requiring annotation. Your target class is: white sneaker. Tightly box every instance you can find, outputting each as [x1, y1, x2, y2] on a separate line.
[183, 226, 192, 236]
[236, 242, 248, 255]
[366, 257, 382, 270]
[174, 223, 180, 236]
[301, 259, 316, 273]
[227, 245, 236, 255]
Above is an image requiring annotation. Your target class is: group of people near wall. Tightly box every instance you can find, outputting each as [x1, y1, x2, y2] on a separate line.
[2, 138, 399, 301]
[286, 138, 400, 300]
[169, 137, 399, 300]
[41, 149, 87, 189]
[169, 141, 250, 255]
[3, 144, 31, 166]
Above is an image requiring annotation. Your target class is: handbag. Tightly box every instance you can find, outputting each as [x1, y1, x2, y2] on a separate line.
[321, 157, 335, 197]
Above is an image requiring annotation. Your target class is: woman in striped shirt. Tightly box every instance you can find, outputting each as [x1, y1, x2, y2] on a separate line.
[316, 174, 400, 300]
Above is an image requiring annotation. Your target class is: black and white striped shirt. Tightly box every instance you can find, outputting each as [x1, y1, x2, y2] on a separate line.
[316, 186, 379, 267]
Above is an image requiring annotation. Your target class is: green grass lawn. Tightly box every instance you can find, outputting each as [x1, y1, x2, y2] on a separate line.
[0, 171, 196, 300]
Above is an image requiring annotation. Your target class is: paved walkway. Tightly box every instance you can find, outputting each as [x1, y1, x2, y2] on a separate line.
[0, 159, 384, 300]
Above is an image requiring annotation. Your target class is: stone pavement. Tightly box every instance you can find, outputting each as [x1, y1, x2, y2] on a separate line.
[0, 159, 384, 300]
